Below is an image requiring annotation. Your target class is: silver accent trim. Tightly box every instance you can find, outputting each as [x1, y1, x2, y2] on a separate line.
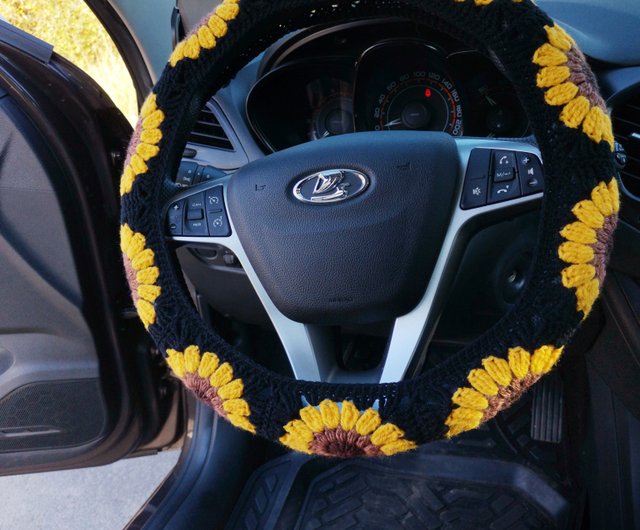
[165, 138, 543, 383]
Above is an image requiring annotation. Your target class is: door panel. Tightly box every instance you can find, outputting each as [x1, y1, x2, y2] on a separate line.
[0, 21, 181, 474]
[0, 95, 106, 453]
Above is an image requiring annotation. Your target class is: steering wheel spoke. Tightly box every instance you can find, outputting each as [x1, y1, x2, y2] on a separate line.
[166, 176, 338, 381]
[380, 138, 544, 381]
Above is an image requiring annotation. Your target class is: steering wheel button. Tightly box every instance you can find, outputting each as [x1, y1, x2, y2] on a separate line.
[166, 200, 184, 236]
[187, 192, 206, 211]
[205, 187, 225, 212]
[493, 150, 517, 170]
[207, 210, 231, 237]
[489, 179, 521, 204]
[185, 219, 208, 236]
[494, 167, 515, 182]
[517, 153, 544, 195]
[187, 209, 204, 221]
[461, 178, 488, 209]
[466, 148, 491, 180]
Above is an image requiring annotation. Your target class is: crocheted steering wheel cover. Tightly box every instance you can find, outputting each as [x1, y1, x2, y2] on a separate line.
[119, 0, 618, 457]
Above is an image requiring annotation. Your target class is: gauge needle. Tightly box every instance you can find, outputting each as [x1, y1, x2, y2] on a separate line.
[383, 118, 403, 128]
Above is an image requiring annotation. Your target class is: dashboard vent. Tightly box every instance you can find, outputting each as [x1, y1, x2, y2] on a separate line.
[188, 106, 234, 151]
[612, 96, 640, 196]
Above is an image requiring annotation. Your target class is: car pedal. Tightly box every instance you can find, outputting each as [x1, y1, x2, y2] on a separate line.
[530, 371, 564, 443]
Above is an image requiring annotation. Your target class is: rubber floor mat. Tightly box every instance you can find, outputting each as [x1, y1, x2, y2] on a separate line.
[291, 461, 556, 529]
[227, 443, 571, 530]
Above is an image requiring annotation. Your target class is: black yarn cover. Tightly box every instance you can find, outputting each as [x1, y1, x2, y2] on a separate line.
[120, 0, 617, 445]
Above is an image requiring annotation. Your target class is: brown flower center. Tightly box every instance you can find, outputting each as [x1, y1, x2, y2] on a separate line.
[183, 372, 226, 417]
[308, 428, 383, 458]
[123, 253, 139, 304]
[483, 374, 539, 422]
[592, 214, 618, 283]
[566, 46, 607, 110]
[124, 120, 143, 168]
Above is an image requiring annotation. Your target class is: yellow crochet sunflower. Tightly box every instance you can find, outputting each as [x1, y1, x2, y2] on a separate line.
[445, 345, 564, 437]
[533, 24, 614, 149]
[280, 400, 416, 457]
[559, 178, 619, 317]
[169, 0, 240, 67]
[120, 224, 161, 329]
[120, 93, 164, 196]
[166, 345, 255, 433]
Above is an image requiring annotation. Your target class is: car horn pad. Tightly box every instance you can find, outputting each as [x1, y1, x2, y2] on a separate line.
[119, 0, 619, 457]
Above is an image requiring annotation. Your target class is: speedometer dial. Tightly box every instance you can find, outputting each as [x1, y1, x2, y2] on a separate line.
[374, 71, 463, 135]
[354, 41, 466, 136]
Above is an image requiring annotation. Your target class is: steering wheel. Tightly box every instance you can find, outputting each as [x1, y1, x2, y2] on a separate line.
[120, 0, 619, 457]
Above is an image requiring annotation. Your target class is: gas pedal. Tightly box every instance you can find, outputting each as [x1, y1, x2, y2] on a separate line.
[530, 371, 564, 443]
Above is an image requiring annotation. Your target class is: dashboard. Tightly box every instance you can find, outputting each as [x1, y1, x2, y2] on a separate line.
[246, 21, 530, 152]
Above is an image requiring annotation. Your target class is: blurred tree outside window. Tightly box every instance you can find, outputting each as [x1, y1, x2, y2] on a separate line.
[2, 0, 138, 124]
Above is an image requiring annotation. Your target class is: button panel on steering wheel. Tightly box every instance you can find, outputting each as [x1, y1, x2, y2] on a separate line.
[461, 148, 544, 210]
[167, 185, 231, 238]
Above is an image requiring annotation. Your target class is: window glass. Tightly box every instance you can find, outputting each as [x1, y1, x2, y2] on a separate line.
[3, 0, 138, 124]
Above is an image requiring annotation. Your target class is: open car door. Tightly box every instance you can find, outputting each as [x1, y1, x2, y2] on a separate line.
[0, 21, 181, 475]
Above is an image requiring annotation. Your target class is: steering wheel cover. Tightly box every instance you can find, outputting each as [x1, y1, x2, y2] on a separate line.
[119, 0, 618, 457]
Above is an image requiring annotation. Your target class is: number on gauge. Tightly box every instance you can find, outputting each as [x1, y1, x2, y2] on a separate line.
[373, 71, 463, 135]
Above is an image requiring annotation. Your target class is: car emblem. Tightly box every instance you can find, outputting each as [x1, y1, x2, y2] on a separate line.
[293, 169, 369, 204]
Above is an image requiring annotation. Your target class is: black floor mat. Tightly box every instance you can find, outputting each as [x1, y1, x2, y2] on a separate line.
[290, 461, 557, 529]
[227, 383, 579, 530]
[227, 448, 567, 530]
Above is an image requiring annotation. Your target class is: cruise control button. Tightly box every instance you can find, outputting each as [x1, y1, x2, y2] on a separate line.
[517, 153, 544, 195]
[167, 200, 184, 236]
[489, 179, 521, 204]
[205, 187, 224, 212]
[187, 209, 204, 221]
[184, 219, 208, 236]
[207, 209, 231, 237]
[187, 192, 205, 212]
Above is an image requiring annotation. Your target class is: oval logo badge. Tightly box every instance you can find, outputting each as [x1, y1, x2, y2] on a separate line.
[293, 169, 369, 204]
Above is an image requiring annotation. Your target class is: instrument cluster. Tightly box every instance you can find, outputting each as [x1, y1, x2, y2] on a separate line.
[247, 23, 530, 152]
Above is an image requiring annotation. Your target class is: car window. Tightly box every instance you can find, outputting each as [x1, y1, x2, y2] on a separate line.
[3, 0, 138, 124]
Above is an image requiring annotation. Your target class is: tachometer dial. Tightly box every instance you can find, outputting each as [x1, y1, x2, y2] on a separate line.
[310, 93, 354, 140]
[374, 72, 463, 135]
[246, 61, 354, 151]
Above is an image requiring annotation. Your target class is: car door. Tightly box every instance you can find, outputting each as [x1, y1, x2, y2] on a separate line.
[0, 20, 181, 475]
